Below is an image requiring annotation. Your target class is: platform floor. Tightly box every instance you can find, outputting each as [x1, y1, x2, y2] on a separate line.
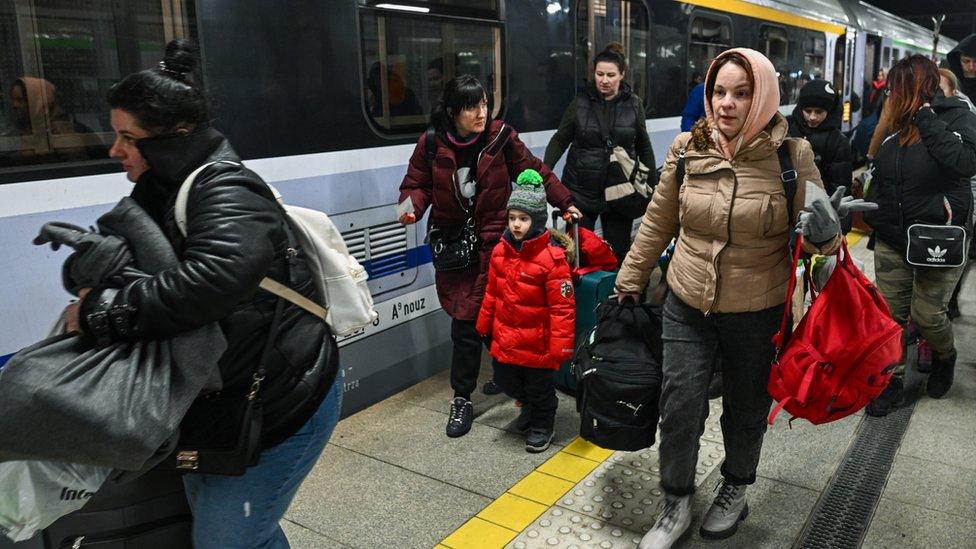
[281, 237, 976, 548]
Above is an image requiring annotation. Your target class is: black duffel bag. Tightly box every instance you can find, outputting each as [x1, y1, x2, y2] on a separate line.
[575, 298, 663, 451]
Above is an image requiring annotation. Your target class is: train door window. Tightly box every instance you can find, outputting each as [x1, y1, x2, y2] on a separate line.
[359, 3, 503, 134]
[804, 34, 825, 79]
[763, 26, 788, 69]
[833, 34, 845, 93]
[0, 0, 193, 178]
[575, 0, 650, 106]
[688, 14, 731, 87]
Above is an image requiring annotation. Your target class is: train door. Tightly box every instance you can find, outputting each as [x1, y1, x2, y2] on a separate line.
[574, 0, 651, 106]
[839, 29, 859, 130]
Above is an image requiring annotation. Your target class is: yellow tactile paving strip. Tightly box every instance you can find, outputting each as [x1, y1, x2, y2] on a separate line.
[439, 438, 612, 549]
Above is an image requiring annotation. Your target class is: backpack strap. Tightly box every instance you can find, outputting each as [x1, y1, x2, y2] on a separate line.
[777, 140, 798, 225]
[674, 148, 686, 187]
[174, 161, 328, 323]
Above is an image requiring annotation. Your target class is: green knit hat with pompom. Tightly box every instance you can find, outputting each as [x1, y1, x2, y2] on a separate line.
[508, 169, 548, 228]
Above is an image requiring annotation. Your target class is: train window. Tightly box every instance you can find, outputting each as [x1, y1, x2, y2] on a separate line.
[359, 8, 503, 134]
[882, 46, 891, 69]
[574, 0, 650, 106]
[0, 0, 193, 177]
[688, 14, 731, 85]
[833, 36, 846, 94]
[804, 35, 825, 79]
[763, 26, 789, 69]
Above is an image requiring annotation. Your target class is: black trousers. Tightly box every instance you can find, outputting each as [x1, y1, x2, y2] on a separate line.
[579, 207, 634, 265]
[450, 318, 484, 400]
[492, 360, 558, 430]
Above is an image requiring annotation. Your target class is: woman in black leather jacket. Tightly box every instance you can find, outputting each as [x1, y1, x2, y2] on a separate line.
[65, 39, 341, 549]
[864, 55, 976, 416]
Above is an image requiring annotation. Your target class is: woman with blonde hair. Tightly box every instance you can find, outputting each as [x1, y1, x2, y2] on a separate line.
[615, 48, 869, 548]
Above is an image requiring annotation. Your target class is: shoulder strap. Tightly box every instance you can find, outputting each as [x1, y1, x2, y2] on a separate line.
[174, 160, 329, 323]
[424, 127, 437, 164]
[174, 160, 241, 237]
[675, 148, 687, 188]
[592, 101, 613, 150]
[777, 140, 798, 225]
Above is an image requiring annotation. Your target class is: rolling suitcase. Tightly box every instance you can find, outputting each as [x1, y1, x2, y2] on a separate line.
[1, 471, 191, 549]
[551, 212, 617, 394]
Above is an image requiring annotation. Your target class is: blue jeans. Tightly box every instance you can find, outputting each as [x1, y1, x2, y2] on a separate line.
[183, 372, 344, 548]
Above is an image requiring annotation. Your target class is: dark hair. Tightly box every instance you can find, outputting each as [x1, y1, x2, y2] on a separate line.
[429, 74, 489, 133]
[594, 42, 627, 74]
[887, 54, 939, 147]
[107, 39, 209, 135]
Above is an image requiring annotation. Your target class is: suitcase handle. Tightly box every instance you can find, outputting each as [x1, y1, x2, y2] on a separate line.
[551, 210, 581, 269]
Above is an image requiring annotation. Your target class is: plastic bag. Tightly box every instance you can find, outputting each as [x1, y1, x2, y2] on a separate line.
[0, 460, 109, 542]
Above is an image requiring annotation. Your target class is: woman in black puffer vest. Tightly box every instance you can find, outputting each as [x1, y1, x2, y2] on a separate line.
[545, 43, 657, 263]
[67, 39, 342, 549]
[864, 55, 976, 416]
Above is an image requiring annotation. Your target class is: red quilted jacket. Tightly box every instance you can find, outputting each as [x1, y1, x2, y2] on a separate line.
[476, 230, 576, 370]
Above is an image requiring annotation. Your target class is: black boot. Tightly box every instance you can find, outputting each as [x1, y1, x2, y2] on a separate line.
[482, 379, 504, 395]
[866, 377, 904, 417]
[926, 350, 957, 399]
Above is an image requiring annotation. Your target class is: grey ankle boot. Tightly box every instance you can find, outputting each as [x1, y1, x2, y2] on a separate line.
[638, 494, 691, 549]
[700, 480, 748, 539]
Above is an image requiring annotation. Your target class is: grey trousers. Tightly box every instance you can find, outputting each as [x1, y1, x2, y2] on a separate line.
[874, 241, 966, 368]
[658, 292, 784, 495]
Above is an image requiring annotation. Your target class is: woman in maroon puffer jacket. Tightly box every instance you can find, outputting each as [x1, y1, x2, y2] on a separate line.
[397, 75, 579, 438]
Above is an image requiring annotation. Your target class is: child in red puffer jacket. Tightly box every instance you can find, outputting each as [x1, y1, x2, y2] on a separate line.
[476, 170, 576, 452]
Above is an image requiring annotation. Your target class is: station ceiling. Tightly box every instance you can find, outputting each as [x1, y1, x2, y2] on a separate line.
[866, 1, 976, 42]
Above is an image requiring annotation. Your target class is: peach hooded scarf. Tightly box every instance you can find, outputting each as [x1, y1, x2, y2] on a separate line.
[702, 48, 781, 159]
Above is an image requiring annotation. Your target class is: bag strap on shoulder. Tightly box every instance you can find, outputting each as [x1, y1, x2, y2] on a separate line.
[424, 127, 437, 164]
[174, 160, 328, 323]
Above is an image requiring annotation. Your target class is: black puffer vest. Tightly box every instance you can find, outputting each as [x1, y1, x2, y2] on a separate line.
[563, 82, 642, 213]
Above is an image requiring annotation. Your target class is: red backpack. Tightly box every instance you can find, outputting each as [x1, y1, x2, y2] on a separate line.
[767, 237, 903, 425]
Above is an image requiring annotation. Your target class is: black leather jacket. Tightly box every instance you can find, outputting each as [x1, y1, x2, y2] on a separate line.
[82, 127, 337, 449]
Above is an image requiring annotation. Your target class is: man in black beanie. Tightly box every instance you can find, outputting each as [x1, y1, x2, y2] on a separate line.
[787, 79, 854, 232]
[948, 34, 976, 99]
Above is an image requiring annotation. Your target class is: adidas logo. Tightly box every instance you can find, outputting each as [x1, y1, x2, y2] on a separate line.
[926, 246, 948, 263]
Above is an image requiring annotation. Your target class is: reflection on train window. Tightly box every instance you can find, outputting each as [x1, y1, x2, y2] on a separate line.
[0, 0, 192, 174]
[359, 8, 502, 134]
[763, 26, 788, 69]
[574, 0, 650, 107]
[803, 34, 825, 79]
[688, 15, 731, 86]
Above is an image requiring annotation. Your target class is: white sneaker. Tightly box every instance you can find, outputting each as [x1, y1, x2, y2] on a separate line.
[638, 494, 691, 549]
[699, 480, 748, 539]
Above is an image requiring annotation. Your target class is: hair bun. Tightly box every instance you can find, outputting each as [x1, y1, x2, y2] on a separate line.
[162, 39, 200, 78]
[604, 42, 625, 56]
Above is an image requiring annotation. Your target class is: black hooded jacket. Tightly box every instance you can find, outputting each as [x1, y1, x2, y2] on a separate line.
[864, 93, 976, 250]
[786, 103, 853, 196]
[81, 127, 337, 449]
[949, 34, 976, 100]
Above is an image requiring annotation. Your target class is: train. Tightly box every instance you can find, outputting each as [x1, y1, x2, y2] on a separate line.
[0, 0, 957, 416]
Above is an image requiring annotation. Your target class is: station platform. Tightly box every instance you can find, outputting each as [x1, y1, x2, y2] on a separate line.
[280, 236, 976, 548]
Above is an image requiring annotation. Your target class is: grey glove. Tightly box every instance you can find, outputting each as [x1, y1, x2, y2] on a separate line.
[33, 222, 101, 252]
[837, 194, 879, 219]
[796, 186, 843, 244]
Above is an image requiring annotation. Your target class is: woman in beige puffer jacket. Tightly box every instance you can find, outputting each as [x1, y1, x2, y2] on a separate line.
[622, 49, 842, 549]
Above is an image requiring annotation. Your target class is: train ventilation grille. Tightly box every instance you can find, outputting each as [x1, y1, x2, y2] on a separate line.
[341, 222, 408, 279]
